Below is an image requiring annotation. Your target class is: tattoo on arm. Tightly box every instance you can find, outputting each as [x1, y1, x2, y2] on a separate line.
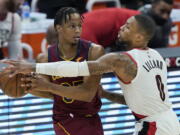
[88, 61, 112, 75]
[87, 53, 137, 79]
[116, 53, 137, 79]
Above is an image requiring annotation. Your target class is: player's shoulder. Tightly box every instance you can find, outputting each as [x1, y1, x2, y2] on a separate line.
[91, 43, 104, 51]
[11, 12, 21, 22]
[88, 43, 105, 60]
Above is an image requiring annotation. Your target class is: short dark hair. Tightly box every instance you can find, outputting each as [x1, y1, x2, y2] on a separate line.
[54, 7, 82, 27]
[152, 0, 173, 5]
[134, 15, 156, 41]
[6, 0, 18, 13]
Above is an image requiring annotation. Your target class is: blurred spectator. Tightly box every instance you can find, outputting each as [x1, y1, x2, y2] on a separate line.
[37, 0, 87, 18]
[0, 0, 24, 59]
[173, 0, 180, 8]
[45, 25, 58, 46]
[120, 0, 151, 10]
[140, 0, 173, 48]
[36, 25, 58, 62]
[81, 8, 140, 51]
[27, 0, 32, 5]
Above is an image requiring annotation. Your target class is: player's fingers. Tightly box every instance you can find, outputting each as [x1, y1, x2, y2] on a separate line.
[24, 84, 34, 93]
[0, 70, 11, 76]
[31, 72, 38, 78]
[30, 78, 38, 85]
[0, 60, 17, 66]
[21, 77, 32, 82]
[21, 83, 27, 88]
[2, 65, 15, 72]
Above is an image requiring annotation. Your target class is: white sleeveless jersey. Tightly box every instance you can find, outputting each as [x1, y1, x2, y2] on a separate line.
[0, 12, 21, 45]
[0, 12, 22, 59]
[119, 48, 172, 117]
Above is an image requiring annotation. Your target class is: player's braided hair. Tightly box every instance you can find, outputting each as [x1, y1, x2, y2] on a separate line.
[54, 7, 83, 27]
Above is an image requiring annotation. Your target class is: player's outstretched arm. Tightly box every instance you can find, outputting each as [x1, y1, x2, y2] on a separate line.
[1, 52, 137, 82]
[29, 90, 54, 99]
[98, 85, 126, 105]
[22, 74, 98, 102]
[101, 90, 126, 105]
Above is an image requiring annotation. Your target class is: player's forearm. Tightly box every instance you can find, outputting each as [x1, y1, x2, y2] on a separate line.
[35, 61, 111, 77]
[102, 90, 126, 105]
[35, 61, 90, 77]
[29, 91, 53, 99]
[48, 83, 94, 102]
[88, 61, 112, 75]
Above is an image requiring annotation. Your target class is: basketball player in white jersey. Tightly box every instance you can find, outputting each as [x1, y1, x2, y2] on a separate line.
[2, 14, 180, 135]
[0, 0, 23, 59]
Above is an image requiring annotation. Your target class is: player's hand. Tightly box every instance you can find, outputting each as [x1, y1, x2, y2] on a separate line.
[21, 73, 52, 92]
[0, 60, 36, 77]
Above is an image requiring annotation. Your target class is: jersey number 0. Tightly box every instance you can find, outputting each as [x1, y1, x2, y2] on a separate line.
[155, 75, 165, 101]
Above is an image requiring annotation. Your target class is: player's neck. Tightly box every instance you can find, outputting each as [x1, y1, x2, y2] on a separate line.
[58, 41, 78, 60]
[129, 42, 148, 50]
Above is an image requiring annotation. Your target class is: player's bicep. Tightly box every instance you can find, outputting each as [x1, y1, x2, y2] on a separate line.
[114, 53, 137, 82]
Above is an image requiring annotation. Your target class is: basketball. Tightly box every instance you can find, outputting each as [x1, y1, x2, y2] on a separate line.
[0, 73, 27, 98]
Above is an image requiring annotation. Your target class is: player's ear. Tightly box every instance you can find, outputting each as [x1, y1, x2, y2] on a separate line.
[55, 25, 62, 32]
[135, 33, 144, 43]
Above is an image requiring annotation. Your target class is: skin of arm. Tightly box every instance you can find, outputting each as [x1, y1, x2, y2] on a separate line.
[101, 90, 126, 105]
[1, 51, 136, 84]
[29, 89, 53, 99]
[88, 52, 137, 83]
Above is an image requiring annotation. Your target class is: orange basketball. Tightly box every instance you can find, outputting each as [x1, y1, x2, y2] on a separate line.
[0, 73, 27, 98]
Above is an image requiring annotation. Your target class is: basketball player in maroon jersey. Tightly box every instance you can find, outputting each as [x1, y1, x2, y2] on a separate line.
[29, 7, 104, 135]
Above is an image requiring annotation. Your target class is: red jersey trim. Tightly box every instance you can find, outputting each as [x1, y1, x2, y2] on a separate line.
[138, 121, 157, 135]
[147, 122, 157, 135]
[115, 73, 131, 84]
[57, 122, 71, 135]
[133, 112, 157, 134]
[132, 111, 147, 121]
[123, 52, 138, 65]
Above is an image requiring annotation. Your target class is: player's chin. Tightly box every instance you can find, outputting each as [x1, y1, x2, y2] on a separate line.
[71, 39, 79, 45]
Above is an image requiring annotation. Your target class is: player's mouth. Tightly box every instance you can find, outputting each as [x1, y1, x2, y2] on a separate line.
[74, 36, 80, 41]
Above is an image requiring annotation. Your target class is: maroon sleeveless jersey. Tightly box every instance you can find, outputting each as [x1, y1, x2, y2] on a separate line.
[48, 39, 102, 122]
